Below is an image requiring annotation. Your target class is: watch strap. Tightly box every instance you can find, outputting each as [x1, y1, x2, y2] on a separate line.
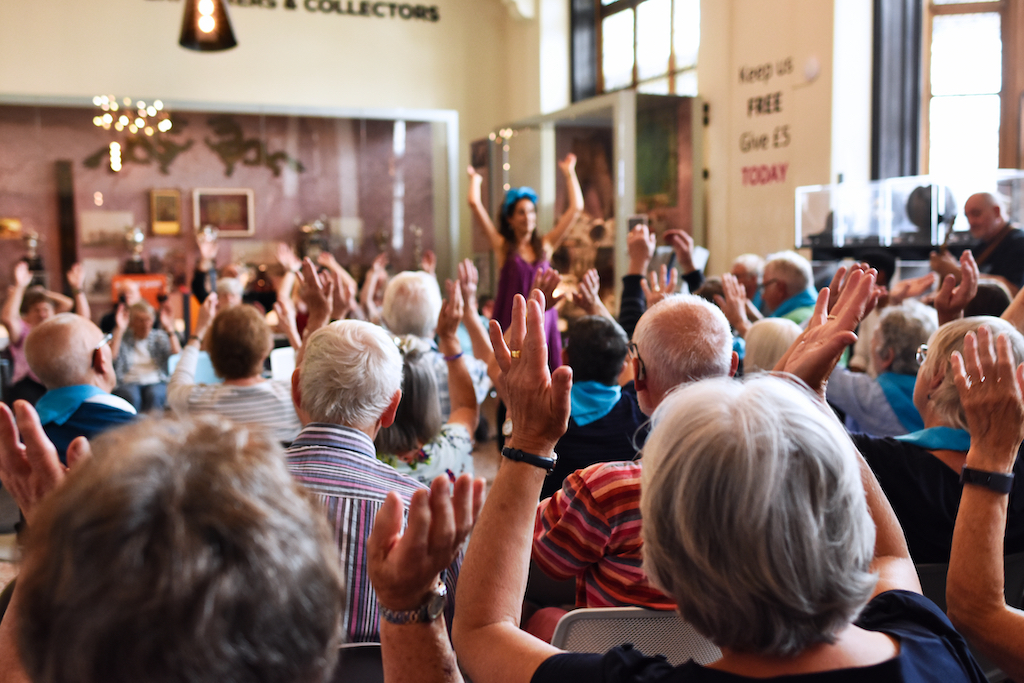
[501, 447, 557, 474]
[960, 465, 1015, 494]
[379, 581, 447, 625]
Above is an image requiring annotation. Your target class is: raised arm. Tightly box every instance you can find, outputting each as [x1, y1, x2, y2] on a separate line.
[438, 281, 478, 435]
[360, 252, 389, 325]
[65, 263, 90, 319]
[109, 303, 129, 363]
[1, 262, 33, 343]
[158, 301, 182, 356]
[457, 260, 495, 364]
[934, 250, 979, 326]
[542, 153, 583, 253]
[574, 268, 614, 321]
[946, 327, 1024, 679]
[451, 291, 571, 683]
[294, 259, 333, 367]
[467, 166, 505, 256]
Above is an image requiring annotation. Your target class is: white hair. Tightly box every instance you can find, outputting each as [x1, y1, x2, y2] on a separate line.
[633, 295, 733, 400]
[25, 314, 98, 388]
[731, 253, 764, 280]
[764, 251, 813, 297]
[381, 271, 443, 339]
[216, 277, 244, 299]
[641, 376, 877, 656]
[874, 301, 937, 376]
[743, 318, 802, 374]
[298, 320, 403, 429]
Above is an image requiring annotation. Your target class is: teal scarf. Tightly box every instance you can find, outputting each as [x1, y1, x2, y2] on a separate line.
[895, 426, 970, 451]
[570, 381, 621, 427]
[770, 287, 818, 320]
[35, 385, 106, 426]
[876, 373, 924, 433]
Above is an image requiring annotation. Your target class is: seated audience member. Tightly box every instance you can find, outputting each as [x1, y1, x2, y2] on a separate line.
[376, 283, 478, 485]
[946, 326, 1024, 680]
[167, 296, 301, 444]
[1, 261, 82, 405]
[761, 250, 818, 324]
[381, 270, 489, 420]
[99, 280, 142, 334]
[215, 276, 244, 312]
[25, 314, 135, 463]
[742, 317, 802, 374]
[931, 192, 1024, 295]
[964, 281, 1012, 317]
[540, 315, 646, 500]
[452, 285, 986, 683]
[827, 301, 937, 437]
[730, 252, 764, 302]
[111, 301, 181, 412]
[850, 271, 938, 376]
[532, 295, 737, 612]
[0, 404, 482, 683]
[286, 317, 462, 643]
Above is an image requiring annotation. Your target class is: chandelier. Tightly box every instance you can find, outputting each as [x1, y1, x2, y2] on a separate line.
[91, 96, 174, 172]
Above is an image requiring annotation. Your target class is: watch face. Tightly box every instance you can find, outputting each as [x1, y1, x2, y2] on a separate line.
[426, 591, 447, 620]
[502, 418, 513, 436]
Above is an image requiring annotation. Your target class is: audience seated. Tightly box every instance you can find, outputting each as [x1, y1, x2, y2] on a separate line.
[111, 301, 181, 412]
[381, 270, 490, 420]
[541, 314, 646, 500]
[376, 283, 478, 484]
[729, 252, 764, 302]
[452, 284, 985, 683]
[827, 301, 937, 436]
[760, 250, 818, 324]
[532, 294, 737, 615]
[167, 295, 301, 444]
[25, 313, 135, 463]
[286, 316, 461, 643]
[964, 281, 1012, 317]
[742, 317, 801, 374]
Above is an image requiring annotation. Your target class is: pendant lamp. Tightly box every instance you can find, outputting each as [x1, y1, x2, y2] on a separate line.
[179, 0, 238, 52]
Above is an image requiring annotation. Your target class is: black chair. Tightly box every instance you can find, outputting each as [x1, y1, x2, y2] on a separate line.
[331, 642, 384, 683]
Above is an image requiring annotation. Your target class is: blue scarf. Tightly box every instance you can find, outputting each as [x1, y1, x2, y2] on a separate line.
[752, 290, 765, 315]
[895, 426, 971, 451]
[770, 287, 818, 319]
[570, 381, 621, 427]
[35, 385, 106, 426]
[876, 372, 924, 433]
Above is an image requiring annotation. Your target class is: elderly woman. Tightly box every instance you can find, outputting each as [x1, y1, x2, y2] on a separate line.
[167, 295, 301, 444]
[375, 283, 478, 484]
[826, 301, 937, 436]
[742, 317, 801, 374]
[111, 301, 181, 412]
[452, 288, 985, 683]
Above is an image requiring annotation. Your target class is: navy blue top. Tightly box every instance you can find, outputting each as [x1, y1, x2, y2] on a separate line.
[532, 591, 986, 683]
[44, 400, 136, 465]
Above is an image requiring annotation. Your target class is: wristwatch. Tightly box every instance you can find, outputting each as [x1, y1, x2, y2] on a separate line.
[379, 581, 447, 625]
[502, 447, 558, 474]
[960, 465, 1015, 494]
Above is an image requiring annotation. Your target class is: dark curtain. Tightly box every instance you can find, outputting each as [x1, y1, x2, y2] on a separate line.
[871, 0, 922, 179]
[571, 0, 597, 102]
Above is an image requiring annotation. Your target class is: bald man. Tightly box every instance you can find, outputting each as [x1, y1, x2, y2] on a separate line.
[932, 192, 1024, 294]
[25, 313, 136, 463]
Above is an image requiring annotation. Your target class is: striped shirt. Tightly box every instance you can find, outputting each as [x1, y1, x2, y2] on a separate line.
[286, 423, 461, 642]
[167, 344, 302, 444]
[532, 460, 674, 610]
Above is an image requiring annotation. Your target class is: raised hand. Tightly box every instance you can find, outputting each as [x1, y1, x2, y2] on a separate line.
[574, 268, 601, 315]
[715, 272, 751, 337]
[158, 301, 175, 332]
[889, 272, 938, 306]
[557, 152, 577, 176]
[196, 233, 219, 265]
[935, 250, 979, 325]
[952, 326, 1024, 471]
[66, 262, 85, 291]
[640, 265, 679, 308]
[13, 260, 32, 289]
[420, 250, 437, 276]
[195, 292, 218, 339]
[297, 258, 334, 327]
[489, 291, 572, 455]
[531, 267, 563, 310]
[114, 302, 129, 331]
[368, 474, 485, 612]
[276, 242, 301, 272]
[930, 249, 962, 282]
[627, 223, 656, 276]
[663, 229, 695, 274]
[437, 280, 465, 341]
[457, 258, 479, 313]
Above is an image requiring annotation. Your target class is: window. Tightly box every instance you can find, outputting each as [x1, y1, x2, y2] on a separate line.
[593, 0, 700, 96]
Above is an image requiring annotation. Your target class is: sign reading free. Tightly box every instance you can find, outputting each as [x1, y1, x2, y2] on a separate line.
[146, 0, 441, 22]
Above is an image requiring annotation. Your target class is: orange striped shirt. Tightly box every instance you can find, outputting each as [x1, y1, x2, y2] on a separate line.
[532, 460, 675, 610]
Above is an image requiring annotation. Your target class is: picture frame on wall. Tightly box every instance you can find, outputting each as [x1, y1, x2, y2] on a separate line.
[151, 189, 182, 236]
[193, 188, 254, 237]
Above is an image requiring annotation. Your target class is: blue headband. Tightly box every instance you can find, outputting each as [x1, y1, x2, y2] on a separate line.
[502, 187, 538, 217]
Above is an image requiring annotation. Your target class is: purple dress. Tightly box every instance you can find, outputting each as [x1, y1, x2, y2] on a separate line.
[493, 251, 562, 371]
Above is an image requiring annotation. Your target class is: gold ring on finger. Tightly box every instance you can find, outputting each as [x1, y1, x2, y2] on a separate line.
[510, 350, 522, 359]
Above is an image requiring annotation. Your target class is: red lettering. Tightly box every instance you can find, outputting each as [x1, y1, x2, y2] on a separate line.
[741, 163, 790, 186]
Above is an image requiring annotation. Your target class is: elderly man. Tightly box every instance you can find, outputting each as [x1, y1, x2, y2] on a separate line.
[24, 313, 135, 463]
[730, 253, 764, 302]
[286, 318, 461, 643]
[382, 270, 490, 419]
[532, 295, 737, 617]
[760, 250, 818, 324]
[932, 192, 1024, 294]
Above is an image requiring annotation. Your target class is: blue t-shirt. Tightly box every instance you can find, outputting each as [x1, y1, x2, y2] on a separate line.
[532, 591, 986, 683]
[44, 396, 136, 464]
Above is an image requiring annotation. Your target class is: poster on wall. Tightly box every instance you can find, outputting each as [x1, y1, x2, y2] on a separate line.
[80, 210, 133, 248]
[151, 189, 182, 236]
[193, 188, 254, 237]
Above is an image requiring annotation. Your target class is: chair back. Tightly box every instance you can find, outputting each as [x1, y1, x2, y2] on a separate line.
[167, 351, 222, 384]
[550, 607, 721, 666]
[330, 642, 384, 683]
[269, 345, 296, 381]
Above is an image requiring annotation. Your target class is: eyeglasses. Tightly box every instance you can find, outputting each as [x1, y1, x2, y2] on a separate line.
[756, 278, 781, 293]
[916, 344, 928, 365]
[94, 332, 113, 351]
[628, 342, 646, 381]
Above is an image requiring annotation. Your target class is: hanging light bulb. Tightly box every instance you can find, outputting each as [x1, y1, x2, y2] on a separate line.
[179, 0, 237, 52]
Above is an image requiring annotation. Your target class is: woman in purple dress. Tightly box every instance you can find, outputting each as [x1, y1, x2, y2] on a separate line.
[467, 154, 583, 371]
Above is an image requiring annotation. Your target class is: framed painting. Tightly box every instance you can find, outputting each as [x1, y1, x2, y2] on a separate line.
[192, 188, 254, 237]
[151, 188, 181, 236]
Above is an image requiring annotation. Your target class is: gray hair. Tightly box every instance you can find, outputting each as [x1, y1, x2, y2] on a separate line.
[743, 318, 802, 374]
[764, 251, 813, 297]
[216, 277, 244, 299]
[25, 314, 98, 388]
[921, 316, 1024, 430]
[731, 253, 765, 280]
[874, 301, 938, 376]
[633, 295, 733, 400]
[128, 301, 154, 319]
[299, 320, 403, 429]
[381, 271, 443, 339]
[640, 376, 877, 656]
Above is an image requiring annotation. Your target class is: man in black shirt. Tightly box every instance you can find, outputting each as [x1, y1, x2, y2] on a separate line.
[932, 192, 1024, 294]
